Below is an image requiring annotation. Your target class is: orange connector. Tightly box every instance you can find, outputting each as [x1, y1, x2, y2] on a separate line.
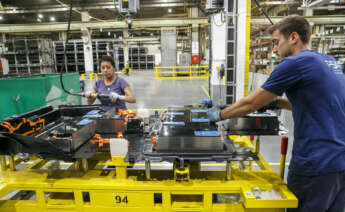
[89, 134, 110, 148]
[118, 109, 137, 123]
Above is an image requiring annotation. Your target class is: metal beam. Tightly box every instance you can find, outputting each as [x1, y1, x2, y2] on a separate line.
[303, 0, 333, 8]
[141, 3, 194, 7]
[298, 5, 345, 10]
[261, 1, 299, 5]
[0, 18, 208, 33]
[251, 16, 345, 25]
[0, 3, 195, 14]
[124, 36, 159, 42]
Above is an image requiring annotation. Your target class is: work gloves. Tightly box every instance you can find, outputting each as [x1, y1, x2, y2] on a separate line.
[84, 91, 94, 99]
[109, 92, 125, 103]
[207, 106, 222, 122]
[257, 99, 279, 113]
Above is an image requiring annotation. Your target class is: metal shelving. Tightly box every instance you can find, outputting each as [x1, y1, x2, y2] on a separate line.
[53, 41, 155, 73]
[0, 38, 55, 76]
[129, 47, 155, 70]
[53, 40, 125, 74]
[225, 2, 237, 105]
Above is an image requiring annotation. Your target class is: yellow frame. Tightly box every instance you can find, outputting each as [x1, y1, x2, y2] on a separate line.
[154, 66, 209, 79]
[0, 136, 297, 212]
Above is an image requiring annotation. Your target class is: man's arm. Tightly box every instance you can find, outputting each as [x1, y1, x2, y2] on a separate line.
[276, 98, 292, 110]
[220, 88, 277, 119]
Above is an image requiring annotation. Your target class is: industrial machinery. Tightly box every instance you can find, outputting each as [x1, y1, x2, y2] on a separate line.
[0, 104, 297, 211]
[117, 0, 140, 29]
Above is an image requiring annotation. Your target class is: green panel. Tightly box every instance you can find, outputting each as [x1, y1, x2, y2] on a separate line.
[0, 73, 81, 121]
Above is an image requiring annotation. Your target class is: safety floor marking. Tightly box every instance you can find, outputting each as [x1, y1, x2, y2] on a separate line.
[201, 85, 210, 98]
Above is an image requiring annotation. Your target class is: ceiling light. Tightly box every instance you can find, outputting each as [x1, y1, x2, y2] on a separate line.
[168, 8, 172, 13]
[108, 32, 111, 36]
[100, 28, 103, 32]
[37, 18, 41, 22]
[50, 16, 55, 21]
[38, 14, 43, 19]
[0, 16, 3, 20]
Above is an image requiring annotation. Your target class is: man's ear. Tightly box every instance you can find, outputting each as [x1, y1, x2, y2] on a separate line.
[289, 32, 299, 44]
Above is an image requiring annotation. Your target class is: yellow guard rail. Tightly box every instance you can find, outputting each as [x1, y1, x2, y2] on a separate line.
[155, 66, 209, 79]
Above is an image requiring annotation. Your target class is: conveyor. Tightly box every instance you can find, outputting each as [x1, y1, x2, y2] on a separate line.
[0, 104, 297, 212]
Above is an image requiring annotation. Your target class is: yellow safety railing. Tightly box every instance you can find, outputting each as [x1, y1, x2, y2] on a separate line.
[80, 73, 100, 80]
[122, 68, 132, 73]
[154, 66, 209, 79]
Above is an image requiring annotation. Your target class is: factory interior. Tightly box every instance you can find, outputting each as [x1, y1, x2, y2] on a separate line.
[0, 0, 344, 211]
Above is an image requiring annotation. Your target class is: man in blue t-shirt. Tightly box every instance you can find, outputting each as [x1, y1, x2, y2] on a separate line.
[207, 15, 345, 212]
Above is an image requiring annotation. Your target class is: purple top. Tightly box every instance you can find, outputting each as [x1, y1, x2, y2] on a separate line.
[93, 76, 129, 111]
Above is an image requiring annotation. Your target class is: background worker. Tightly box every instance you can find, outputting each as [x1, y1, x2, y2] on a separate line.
[85, 55, 136, 112]
[207, 15, 345, 212]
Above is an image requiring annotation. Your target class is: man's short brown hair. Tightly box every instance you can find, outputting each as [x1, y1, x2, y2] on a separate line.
[267, 15, 311, 44]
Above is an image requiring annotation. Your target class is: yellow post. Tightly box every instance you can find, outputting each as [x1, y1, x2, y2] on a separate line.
[280, 136, 289, 179]
[255, 136, 260, 153]
[189, 66, 192, 78]
[89, 73, 93, 80]
[8, 155, 15, 170]
[81, 74, 85, 80]
[0, 155, 7, 170]
[249, 136, 255, 170]
[154, 67, 158, 79]
[172, 67, 175, 79]
[82, 158, 88, 172]
[244, 0, 251, 96]
[110, 156, 131, 179]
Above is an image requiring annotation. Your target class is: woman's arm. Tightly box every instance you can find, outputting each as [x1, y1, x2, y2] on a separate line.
[123, 86, 136, 103]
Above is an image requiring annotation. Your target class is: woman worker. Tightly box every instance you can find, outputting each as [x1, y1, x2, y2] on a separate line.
[85, 55, 136, 112]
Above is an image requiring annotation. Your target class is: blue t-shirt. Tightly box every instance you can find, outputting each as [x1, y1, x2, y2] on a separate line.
[93, 76, 129, 112]
[262, 50, 345, 176]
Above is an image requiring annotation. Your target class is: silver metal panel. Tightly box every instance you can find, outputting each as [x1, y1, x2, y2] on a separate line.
[95, 119, 126, 134]
[71, 120, 96, 150]
[161, 28, 177, 67]
[178, 53, 191, 66]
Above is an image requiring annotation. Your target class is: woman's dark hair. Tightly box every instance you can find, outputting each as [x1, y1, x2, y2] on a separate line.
[99, 55, 116, 68]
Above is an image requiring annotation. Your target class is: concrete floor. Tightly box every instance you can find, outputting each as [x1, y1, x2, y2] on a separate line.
[84, 71, 209, 109]
[84, 71, 295, 180]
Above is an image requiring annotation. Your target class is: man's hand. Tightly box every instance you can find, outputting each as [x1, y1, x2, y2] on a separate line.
[207, 106, 222, 122]
[257, 99, 279, 112]
[109, 92, 120, 103]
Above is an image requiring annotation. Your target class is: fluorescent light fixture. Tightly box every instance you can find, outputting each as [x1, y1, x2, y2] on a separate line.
[50, 16, 55, 21]
[0, 16, 3, 20]
[168, 8, 172, 13]
[38, 14, 43, 19]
